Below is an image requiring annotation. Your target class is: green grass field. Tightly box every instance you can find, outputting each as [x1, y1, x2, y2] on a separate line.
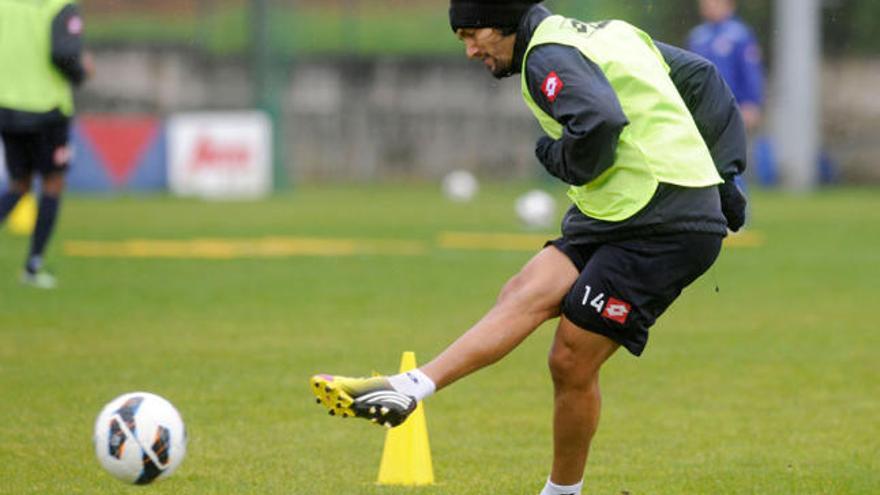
[1, 184, 878, 494]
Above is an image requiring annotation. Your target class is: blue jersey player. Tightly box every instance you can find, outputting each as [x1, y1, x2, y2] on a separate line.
[688, 0, 764, 132]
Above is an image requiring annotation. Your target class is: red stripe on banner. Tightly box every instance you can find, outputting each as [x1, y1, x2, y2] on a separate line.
[79, 115, 159, 186]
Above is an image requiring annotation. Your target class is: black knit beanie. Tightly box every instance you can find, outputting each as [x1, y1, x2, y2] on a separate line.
[449, 0, 543, 33]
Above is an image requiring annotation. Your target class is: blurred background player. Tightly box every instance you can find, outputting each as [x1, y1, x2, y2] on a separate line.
[0, 0, 93, 288]
[688, 0, 765, 134]
[311, 1, 747, 494]
[688, 0, 766, 194]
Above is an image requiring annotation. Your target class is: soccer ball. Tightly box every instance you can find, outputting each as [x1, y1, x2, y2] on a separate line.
[442, 170, 479, 202]
[93, 392, 187, 485]
[515, 189, 557, 229]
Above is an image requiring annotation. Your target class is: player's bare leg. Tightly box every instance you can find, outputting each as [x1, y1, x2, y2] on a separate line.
[21, 172, 65, 289]
[0, 176, 32, 223]
[41, 172, 64, 196]
[311, 245, 579, 425]
[547, 316, 619, 486]
[421, 245, 579, 390]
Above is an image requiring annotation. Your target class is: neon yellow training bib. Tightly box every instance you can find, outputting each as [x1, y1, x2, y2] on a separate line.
[0, 0, 76, 116]
[522, 17, 721, 221]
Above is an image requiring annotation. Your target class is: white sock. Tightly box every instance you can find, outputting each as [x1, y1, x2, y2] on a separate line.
[387, 368, 436, 401]
[539, 478, 584, 495]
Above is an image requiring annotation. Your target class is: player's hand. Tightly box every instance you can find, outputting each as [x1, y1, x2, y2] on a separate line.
[534, 136, 555, 164]
[83, 51, 96, 80]
[719, 179, 747, 232]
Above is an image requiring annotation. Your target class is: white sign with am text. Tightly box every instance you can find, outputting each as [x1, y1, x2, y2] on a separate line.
[167, 111, 272, 199]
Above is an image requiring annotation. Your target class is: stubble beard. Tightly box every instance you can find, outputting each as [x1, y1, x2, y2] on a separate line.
[489, 59, 514, 79]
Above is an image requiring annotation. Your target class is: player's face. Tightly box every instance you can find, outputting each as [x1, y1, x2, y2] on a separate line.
[456, 28, 517, 79]
[699, 0, 735, 22]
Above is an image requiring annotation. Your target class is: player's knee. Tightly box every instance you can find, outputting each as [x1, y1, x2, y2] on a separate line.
[11, 179, 31, 195]
[548, 342, 599, 390]
[548, 344, 576, 386]
[497, 272, 525, 304]
[41, 174, 65, 196]
[497, 272, 559, 318]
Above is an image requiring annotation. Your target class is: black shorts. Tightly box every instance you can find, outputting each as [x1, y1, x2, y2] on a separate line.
[1, 121, 71, 180]
[549, 232, 723, 356]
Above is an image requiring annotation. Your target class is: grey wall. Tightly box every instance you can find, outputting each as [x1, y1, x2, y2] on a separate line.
[820, 60, 880, 183]
[285, 59, 540, 181]
[80, 48, 880, 184]
[81, 49, 544, 184]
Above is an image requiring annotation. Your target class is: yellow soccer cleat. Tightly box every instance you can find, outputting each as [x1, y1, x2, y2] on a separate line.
[309, 374, 416, 428]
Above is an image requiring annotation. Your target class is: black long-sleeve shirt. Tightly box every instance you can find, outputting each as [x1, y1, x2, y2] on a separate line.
[511, 5, 743, 242]
[525, 44, 628, 186]
[51, 4, 88, 86]
[655, 41, 747, 180]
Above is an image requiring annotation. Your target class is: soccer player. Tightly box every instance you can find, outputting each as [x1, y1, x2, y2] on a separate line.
[0, 0, 93, 289]
[311, 1, 747, 493]
[688, 0, 765, 133]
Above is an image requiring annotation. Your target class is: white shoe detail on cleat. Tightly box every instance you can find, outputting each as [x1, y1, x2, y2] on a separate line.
[356, 391, 414, 410]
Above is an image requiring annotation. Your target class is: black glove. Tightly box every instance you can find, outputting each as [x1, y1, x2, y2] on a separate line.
[718, 179, 747, 232]
[535, 136, 555, 165]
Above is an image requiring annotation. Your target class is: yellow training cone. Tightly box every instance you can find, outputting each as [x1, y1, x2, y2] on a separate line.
[8, 193, 37, 236]
[377, 351, 435, 486]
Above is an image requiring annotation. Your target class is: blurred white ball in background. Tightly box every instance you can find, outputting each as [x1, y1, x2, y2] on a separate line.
[515, 189, 557, 229]
[442, 170, 479, 202]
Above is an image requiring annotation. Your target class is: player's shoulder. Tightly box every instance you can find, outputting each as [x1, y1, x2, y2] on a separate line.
[720, 17, 757, 43]
[527, 43, 583, 62]
[688, 23, 713, 47]
[659, 41, 713, 73]
[525, 43, 588, 77]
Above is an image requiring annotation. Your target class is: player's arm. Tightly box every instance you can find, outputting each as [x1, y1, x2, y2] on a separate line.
[656, 41, 747, 231]
[51, 3, 89, 85]
[656, 41, 747, 179]
[526, 44, 629, 186]
[735, 32, 766, 131]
